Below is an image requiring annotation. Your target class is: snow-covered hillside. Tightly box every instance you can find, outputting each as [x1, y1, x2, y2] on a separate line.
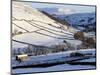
[40, 8, 95, 25]
[12, 2, 96, 74]
[12, 2, 78, 48]
[40, 8, 96, 32]
[54, 12, 96, 26]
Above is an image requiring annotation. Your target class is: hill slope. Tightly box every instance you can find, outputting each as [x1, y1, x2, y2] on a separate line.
[12, 2, 78, 48]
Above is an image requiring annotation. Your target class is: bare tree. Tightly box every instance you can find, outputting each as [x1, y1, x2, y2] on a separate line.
[74, 31, 84, 41]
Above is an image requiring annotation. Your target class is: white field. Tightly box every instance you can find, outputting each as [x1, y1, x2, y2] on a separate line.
[12, 2, 96, 74]
[12, 49, 95, 67]
[12, 63, 95, 74]
[12, 1, 79, 48]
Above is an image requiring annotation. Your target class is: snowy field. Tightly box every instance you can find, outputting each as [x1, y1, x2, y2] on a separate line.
[12, 62, 95, 74]
[12, 49, 96, 74]
[11, 1, 96, 74]
[12, 49, 95, 67]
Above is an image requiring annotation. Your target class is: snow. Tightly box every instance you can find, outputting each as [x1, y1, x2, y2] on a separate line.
[75, 58, 95, 62]
[12, 63, 95, 74]
[12, 1, 79, 48]
[13, 2, 54, 23]
[12, 1, 96, 49]
[12, 49, 95, 67]
[12, 41, 28, 48]
[12, 2, 96, 74]
[12, 49, 96, 74]
[84, 32, 96, 38]
[55, 12, 96, 26]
